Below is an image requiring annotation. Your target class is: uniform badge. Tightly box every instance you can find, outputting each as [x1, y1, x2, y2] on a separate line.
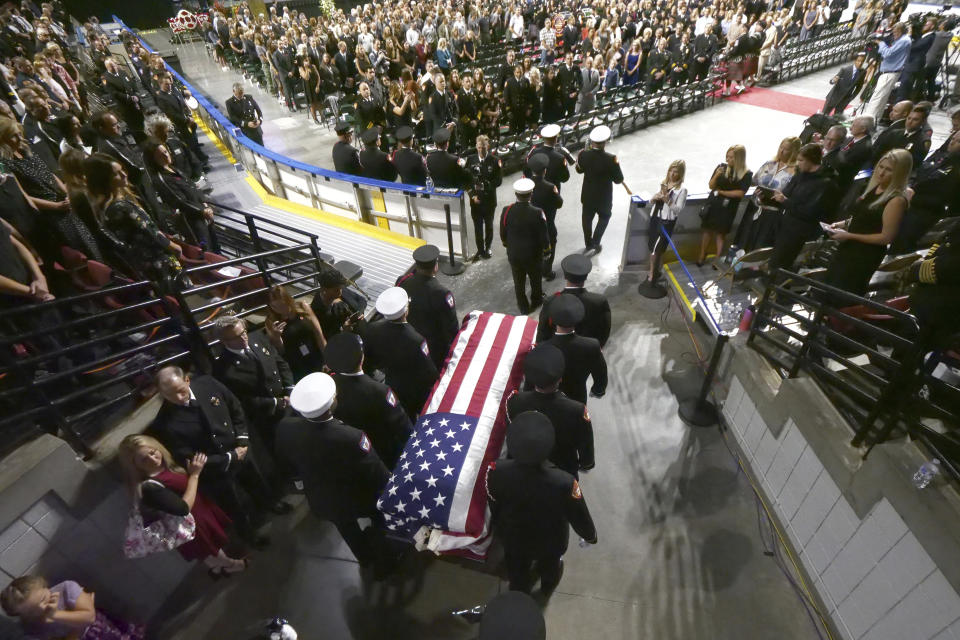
[421, 341, 430, 356]
[445, 292, 455, 308]
[210, 396, 221, 407]
[583, 407, 590, 422]
[386, 389, 398, 407]
[571, 479, 582, 499]
[359, 433, 372, 452]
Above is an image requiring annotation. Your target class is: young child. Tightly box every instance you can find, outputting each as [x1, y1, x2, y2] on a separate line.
[1, 575, 145, 639]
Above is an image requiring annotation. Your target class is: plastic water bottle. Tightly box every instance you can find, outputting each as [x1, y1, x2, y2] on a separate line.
[426, 175, 434, 191]
[912, 459, 941, 489]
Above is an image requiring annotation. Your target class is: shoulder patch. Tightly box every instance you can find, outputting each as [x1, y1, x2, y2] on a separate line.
[571, 479, 582, 499]
[359, 432, 372, 452]
[583, 406, 591, 422]
[445, 292, 455, 308]
[421, 341, 430, 356]
[386, 388, 398, 407]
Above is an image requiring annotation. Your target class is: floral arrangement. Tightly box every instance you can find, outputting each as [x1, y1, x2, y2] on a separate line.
[317, 0, 335, 18]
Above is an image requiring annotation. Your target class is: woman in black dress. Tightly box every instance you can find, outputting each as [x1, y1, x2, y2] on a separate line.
[823, 149, 911, 296]
[697, 144, 752, 265]
[299, 56, 322, 124]
[144, 140, 219, 252]
[478, 80, 502, 140]
[541, 66, 564, 123]
[264, 285, 327, 382]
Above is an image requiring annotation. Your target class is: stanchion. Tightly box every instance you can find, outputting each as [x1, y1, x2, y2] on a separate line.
[638, 277, 668, 299]
[678, 333, 728, 427]
[439, 203, 466, 276]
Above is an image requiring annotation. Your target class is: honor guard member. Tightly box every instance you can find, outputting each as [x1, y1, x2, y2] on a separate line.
[213, 315, 295, 452]
[528, 153, 564, 280]
[276, 373, 391, 571]
[395, 244, 460, 369]
[906, 220, 960, 348]
[426, 128, 471, 189]
[486, 411, 598, 595]
[324, 333, 413, 468]
[361, 287, 439, 419]
[537, 254, 612, 346]
[465, 134, 503, 260]
[500, 178, 550, 314]
[507, 344, 595, 478]
[358, 127, 398, 182]
[576, 125, 624, 253]
[524, 124, 572, 192]
[479, 592, 546, 640]
[391, 126, 427, 186]
[546, 294, 607, 404]
[225, 82, 264, 146]
[332, 120, 363, 176]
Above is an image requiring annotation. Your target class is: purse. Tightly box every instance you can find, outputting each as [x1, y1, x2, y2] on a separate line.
[122, 501, 197, 559]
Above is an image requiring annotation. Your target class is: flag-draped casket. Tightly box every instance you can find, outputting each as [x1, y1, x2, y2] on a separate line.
[377, 311, 537, 558]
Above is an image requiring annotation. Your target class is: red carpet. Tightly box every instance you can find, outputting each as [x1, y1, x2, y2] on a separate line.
[724, 87, 824, 117]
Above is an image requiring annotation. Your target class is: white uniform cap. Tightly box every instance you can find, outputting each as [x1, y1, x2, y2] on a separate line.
[289, 372, 337, 419]
[589, 125, 611, 143]
[540, 124, 561, 138]
[376, 286, 409, 320]
[513, 178, 535, 194]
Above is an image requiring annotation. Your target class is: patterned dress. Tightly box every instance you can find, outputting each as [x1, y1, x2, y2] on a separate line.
[103, 199, 181, 285]
[22, 580, 145, 640]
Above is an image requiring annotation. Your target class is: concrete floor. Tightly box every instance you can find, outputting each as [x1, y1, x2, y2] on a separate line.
[142, 31, 959, 640]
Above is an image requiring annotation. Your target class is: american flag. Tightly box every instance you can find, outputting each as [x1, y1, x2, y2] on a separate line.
[377, 311, 537, 557]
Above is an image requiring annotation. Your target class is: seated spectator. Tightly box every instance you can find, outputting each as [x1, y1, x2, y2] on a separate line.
[118, 434, 248, 577]
[142, 138, 219, 251]
[265, 285, 327, 381]
[0, 213, 53, 307]
[83, 152, 183, 287]
[55, 111, 90, 156]
[1, 575, 145, 639]
[822, 149, 911, 295]
[57, 148, 105, 263]
[144, 113, 204, 185]
[21, 96, 59, 171]
[871, 100, 912, 164]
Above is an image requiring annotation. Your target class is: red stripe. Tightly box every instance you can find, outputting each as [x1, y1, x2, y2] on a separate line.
[435, 312, 492, 413]
[464, 316, 537, 535]
[464, 316, 516, 417]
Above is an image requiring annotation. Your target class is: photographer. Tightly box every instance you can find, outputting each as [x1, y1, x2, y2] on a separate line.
[895, 16, 935, 101]
[862, 22, 912, 122]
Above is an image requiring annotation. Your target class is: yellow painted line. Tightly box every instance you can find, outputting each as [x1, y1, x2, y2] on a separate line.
[194, 113, 423, 251]
[664, 262, 697, 322]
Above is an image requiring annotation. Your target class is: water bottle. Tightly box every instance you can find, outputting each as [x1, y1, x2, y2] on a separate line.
[426, 175, 434, 191]
[912, 459, 941, 489]
[738, 305, 755, 332]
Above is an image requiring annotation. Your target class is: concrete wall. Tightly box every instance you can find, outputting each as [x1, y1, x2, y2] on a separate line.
[719, 345, 960, 640]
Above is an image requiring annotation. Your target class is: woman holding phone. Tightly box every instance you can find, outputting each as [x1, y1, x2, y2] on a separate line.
[697, 145, 752, 266]
[646, 160, 687, 286]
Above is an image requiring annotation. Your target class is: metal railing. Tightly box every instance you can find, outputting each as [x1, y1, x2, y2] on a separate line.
[748, 269, 960, 478]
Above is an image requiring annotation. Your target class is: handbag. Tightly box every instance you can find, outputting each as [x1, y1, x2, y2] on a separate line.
[122, 501, 197, 559]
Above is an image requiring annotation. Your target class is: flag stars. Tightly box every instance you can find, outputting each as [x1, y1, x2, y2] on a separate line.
[439, 418, 449, 427]
[395, 500, 406, 513]
[410, 487, 422, 501]
[402, 461, 410, 470]
[415, 449, 425, 458]
[425, 475, 438, 488]
[403, 472, 414, 483]
[441, 465, 455, 477]
[436, 451, 447, 461]
[412, 439, 421, 448]
[444, 429, 456, 439]
[459, 421, 471, 431]
[429, 439, 441, 448]
[433, 494, 446, 506]
[419, 461, 431, 471]
[425, 427, 435, 436]
[451, 442, 464, 453]
[388, 485, 398, 496]
[418, 506, 431, 518]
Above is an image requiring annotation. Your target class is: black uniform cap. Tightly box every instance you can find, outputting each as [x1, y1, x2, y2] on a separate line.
[479, 591, 546, 640]
[507, 411, 555, 465]
[324, 332, 364, 373]
[319, 269, 348, 288]
[361, 127, 380, 145]
[334, 119, 352, 134]
[433, 128, 451, 145]
[527, 153, 549, 173]
[560, 254, 592, 282]
[523, 343, 565, 388]
[396, 125, 414, 141]
[413, 244, 440, 266]
[550, 293, 585, 327]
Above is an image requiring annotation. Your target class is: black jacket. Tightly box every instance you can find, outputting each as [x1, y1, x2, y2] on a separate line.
[576, 148, 624, 208]
[499, 200, 550, 264]
[392, 147, 428, 186]
[531, 176, 564, 218]
[332, 372, 413, 468]
[361, 320, 439, 418]
[395, 270, 459, 369]
[506, 389, 594, 477]
[524, 144, 570, 188]
[155, 87, 192, 132]
[359, 146, 398, 182]
[426, 150, 471, 189]
[545, 332, 607, 403]
[781, 167, 838, 226]
[225, 94, 262, 130]
[333, 140, 363, 175]
[537, 287, 612, 346]
[213, 332, 295, 424]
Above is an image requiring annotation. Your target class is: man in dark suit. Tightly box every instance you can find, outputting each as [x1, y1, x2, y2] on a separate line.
[501, 178, 550, 314]
[101, 56, 143, 133]
[528, 154, 564, 280]
[545, 295, 607, 404]
[151, 366, 286, 546]
[486, 411, 598, 595]
[426, 128, 471, 189]
[358, 127, 397, 182]
[390, 126, 427, 185]
[332, 120, 363, 175]
[692, 26, 718, 81]
[897, 17, 936, 101]
[823, 52, 866, 116]
[507, 344, 594, 479]
[155, 73, 206, 162]
[277, 372, 392, 573]
[225, 82, 264, 146]
[538, 254, 612, 347]
[836, 116, 874, 187]
[871, 100, 913, 165]
[576, 125, 626, 253]
[395, 244, 459, 369]
[324, 332, 413, 468]
[213, 315, 294, 454]
[557, 52, 581, 118]
[271, 37, 298, 111]
[361, 287, 439, 419]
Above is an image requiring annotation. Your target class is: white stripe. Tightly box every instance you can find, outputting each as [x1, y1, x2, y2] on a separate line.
[448, 315, 530, 532]
[424, 311, 482, 414]
[449, 313, 504, 413]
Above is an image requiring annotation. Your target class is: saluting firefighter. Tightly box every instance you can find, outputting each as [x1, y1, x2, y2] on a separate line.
[395, 244, 460, 369]
[500, 178, 551, 314]
[465, 134, 503, 260]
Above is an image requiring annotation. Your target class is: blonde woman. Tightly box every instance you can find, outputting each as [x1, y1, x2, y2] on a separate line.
[698, 145, 752, 265]
[742, 136, 801, 251]
[265, 284, 327, 381]
[647, 159, 687, 285]
[823, 149, 911, 295]
[118, 434, 248, 578]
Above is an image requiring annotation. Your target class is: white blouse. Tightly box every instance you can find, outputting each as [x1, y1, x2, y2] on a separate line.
[656, 186, 688, 221]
